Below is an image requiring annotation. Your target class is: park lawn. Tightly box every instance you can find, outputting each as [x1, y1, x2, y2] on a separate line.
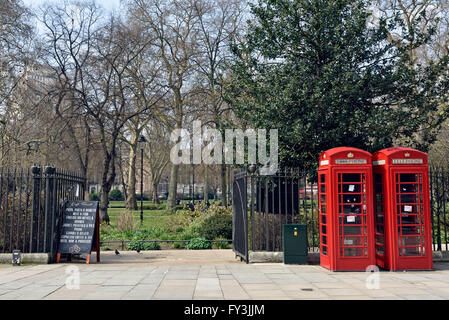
[106, 207, 179, 230]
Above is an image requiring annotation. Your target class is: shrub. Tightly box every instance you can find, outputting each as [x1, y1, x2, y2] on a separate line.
[90, 192, 99, 201]
[116, 210, 135, 232]
[185, 237, 211, 250]
[127, 239, 161, 251]
[212, 238, 231, 249]
[199, 214, 232, 240]
[109, 189, 124, 201]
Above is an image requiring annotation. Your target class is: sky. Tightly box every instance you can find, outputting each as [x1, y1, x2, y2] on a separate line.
[23, 0, 121, 12]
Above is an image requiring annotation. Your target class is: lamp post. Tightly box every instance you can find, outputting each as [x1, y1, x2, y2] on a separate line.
[138, 135, 147, 224]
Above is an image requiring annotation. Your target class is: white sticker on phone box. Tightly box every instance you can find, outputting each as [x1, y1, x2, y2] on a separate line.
[348, 185, 355, 192]
[404, 205, 413, 212]
[347, 215, 356, 223]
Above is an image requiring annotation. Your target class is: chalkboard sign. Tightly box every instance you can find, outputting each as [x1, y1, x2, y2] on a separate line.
[56, 200, 100, 264]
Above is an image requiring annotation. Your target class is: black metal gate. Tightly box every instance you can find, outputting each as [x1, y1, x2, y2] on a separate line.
[232, 170, 248, 263]
[0, 165, 85, 257]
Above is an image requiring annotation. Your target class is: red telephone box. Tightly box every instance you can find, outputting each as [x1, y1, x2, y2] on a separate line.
[372, 147, 433, 270]
[318, 147, 376, 271]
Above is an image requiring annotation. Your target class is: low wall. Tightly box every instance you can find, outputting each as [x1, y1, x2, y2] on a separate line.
[0, 253, 51, 265]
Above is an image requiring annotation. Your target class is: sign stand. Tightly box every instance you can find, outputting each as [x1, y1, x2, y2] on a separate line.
[56, 201, 100, 264]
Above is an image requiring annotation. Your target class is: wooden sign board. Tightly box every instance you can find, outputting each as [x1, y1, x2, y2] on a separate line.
[56, 200, 100, 264]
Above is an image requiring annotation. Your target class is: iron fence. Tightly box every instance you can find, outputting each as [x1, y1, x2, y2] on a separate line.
[233, 168, 449, 261]
[0, 166, 85, 256]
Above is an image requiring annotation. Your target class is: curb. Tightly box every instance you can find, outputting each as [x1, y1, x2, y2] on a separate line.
[249, 251, 449, 264]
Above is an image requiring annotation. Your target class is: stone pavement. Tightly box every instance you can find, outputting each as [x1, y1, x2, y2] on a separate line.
[0, 250, 448, 300]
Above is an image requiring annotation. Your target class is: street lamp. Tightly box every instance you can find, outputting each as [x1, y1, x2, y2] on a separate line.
[138, 135, 147, 224]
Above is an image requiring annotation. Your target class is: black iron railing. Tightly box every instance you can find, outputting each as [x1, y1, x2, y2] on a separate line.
[0, 166, 85, 256]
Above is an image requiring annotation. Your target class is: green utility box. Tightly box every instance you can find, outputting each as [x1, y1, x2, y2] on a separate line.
[283, 224, 308, 264]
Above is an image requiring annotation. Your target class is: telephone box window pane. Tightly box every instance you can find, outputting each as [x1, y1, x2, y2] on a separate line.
[402, 247, 421, 256]
[376, 204, 383, 213]
[401, 194, 419, 204]
[342, 237, 365, 246]
[322, 246, 327, 255]
[400, 236, 421, 246]
[401, 226, 420, 235]
[376, 235, 384, 244]
[321, 184, 325, 193]
[342, 174, 361, 183]
[376, 215, 384, 225]
[343, 195, 361, 204]
[400, 184, 418, 193]
[321, 215, 326, 224]
[376, 245, 385, 255]
[344, 247, 364, 257]
[343, 205, 362, 214]
[344, 226, 362, 235]
[321, 205, 326, 214]
[320, 174, 326, 183]
[375, 184, 383, 193]
[375, 174, 382, 183]
[321, 225, 327, 234]
[376, 225, 384, 234]
[322, 236, 327, 245]
[321, 195, 326, 204]
[400, 174, 418, 183]
[376, 194, 383, 203]
[401, 215, 420, 225]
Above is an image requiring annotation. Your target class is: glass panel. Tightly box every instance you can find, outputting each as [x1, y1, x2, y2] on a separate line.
[400, 184, 418, 193]
[401, 225, 420, 235]
[320, 184, 325, 193]
[376, 245, 385, 255]
[376, 235, 384, 244]
[321, 205, 326, 214]
[320, 195, 326, 204]
[343, 205, 362, 214]
[322, 236, 327, 245]
[344, 226, 362, 235]
[376, 204, 383, 213]
[401, 215, 420, 225]
[320, 174, 325, 183]
[400, 236, 421, 246]
[375, 174, 382, 183]
[344, 247, 364, 257]
[376, 194, 383, 203]
[400, 174, 418, 183]
[321, 215, 326, 224]
[321, 225, 327, 234]
[322, 246, 327, 255]
[375, 184, 382, 193]
[401, 194, 419, 203]
[342, 174, 361, 183]
[342, 237, 365, 246]
[343, 194, 361, 204]
[376, 214, 384, 225]
[376, 225, 384, 234]
[402, 247, 421, 256]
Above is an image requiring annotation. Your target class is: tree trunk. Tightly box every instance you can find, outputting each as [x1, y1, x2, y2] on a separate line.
[166, 163, 179, 210]
[152, 180, 160, 204]
[204, 165, 209, 202]
[126, 138, 138, 210]
[99, 186, 110, 224]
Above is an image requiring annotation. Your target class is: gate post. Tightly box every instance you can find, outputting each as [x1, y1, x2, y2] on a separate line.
[30, 165, 42, 253]
[43, 166, 56, 254]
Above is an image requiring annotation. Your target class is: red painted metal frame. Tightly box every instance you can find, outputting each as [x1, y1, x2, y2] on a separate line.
[318, 147, 376, 271]
[373, 147, 433, 270]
